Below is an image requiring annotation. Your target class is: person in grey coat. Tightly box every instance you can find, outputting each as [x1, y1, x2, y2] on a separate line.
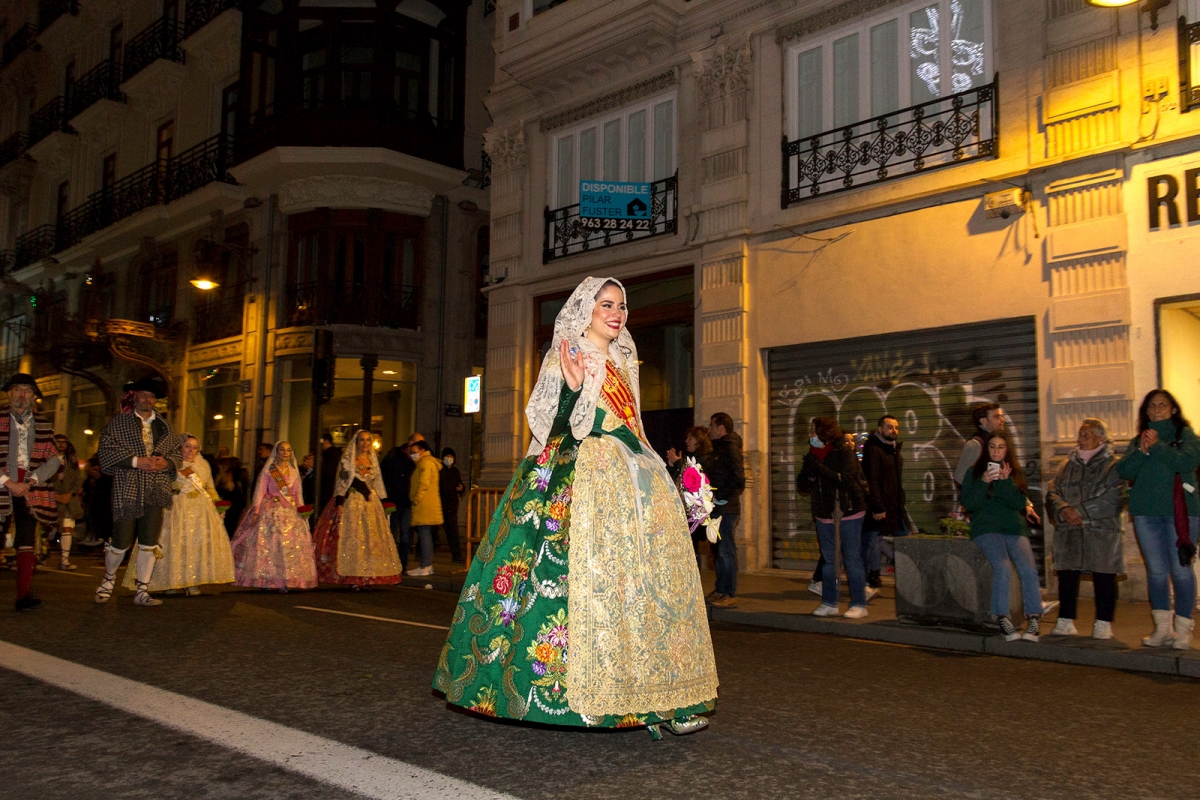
[1045, 417, 1124, 640]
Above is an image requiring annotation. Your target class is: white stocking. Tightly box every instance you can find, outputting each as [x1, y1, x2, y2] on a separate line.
[104, 545, 127, 578]
[135, 545, 157, 588]
[60, 527, 73, 559]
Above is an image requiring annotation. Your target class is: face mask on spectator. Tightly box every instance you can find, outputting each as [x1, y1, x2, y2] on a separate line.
[410, 452, 421, 462]
[809, 435, 824, 448]
[443, 457, 454, 467]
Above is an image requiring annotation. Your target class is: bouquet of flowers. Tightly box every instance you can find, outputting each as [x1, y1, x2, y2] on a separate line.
[213, 499, 232, 516]
[297, 504, 314, 519]
[680, 457, 722, 543]
[382, 501, 396, 516]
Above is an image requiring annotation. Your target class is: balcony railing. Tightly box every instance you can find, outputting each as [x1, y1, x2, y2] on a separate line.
[37, 0, 77, 32]
[1180, 16, 1200, 113]
[184, 0, 240, 37]
[28, 96, 69, 147]
[0, 132, 27, 169]
[782, 77, 998, 207]
[543, 172, 677, 263]
[193, 284, 246, 343]
[68, 59, 125, 119]
[284, 281, 420, 330]
[2, 23, 39, 66]
[56, 133, 234, 255]
[14, 225, 56, 269]
[123, 16, 186, 83]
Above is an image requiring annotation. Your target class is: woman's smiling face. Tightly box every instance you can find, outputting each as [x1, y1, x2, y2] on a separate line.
[587, 284, 627, 344]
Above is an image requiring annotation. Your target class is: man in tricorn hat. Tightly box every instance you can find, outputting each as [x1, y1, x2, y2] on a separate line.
[0, 373, 61, 610]
[95, 376, 182, 607]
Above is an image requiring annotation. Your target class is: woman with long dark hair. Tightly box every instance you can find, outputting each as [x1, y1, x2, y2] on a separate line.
[962, 429, 1043, 641]
[797, 416, 870, 618]
[1117, 389, 1200, 650]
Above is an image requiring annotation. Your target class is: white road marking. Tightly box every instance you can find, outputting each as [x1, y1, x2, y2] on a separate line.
[0, 640, 513, 800]
[35, 567, 97, 578]
[294, 605, 450, 631]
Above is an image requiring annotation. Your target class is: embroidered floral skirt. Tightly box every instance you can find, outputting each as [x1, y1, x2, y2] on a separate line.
[433, 431, 717, 728]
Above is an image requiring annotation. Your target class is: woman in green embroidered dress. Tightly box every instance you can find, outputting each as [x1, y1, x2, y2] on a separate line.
[433, 277, 718, 738]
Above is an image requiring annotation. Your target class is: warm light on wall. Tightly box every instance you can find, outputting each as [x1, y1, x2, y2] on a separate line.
[1085, 0, 1137, 6]
[1085, 0, 1171, 29]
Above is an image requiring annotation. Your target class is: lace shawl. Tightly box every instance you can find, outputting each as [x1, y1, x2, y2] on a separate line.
[250, 443, 300, 512]
[334, 431, 387, 499]
[524, 277, 642, 458]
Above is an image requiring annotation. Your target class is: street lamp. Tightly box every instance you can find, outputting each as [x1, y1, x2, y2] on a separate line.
[1085, 0, 1171, 30]
[190, 239, 221, 290]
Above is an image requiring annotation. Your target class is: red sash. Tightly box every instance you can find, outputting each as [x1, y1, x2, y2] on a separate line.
[600, 362, 642, 437]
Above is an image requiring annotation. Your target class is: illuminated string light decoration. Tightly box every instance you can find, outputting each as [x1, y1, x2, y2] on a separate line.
[910, 0, 984, 97]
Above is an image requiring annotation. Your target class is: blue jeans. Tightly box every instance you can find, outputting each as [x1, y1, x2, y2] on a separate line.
[713, 514, 739, 597]
[412, 525, 435, 568]
[973, 534, 1042, 618]
[1134, 515, 1199, 618]
[392, 506, 412, 570]
[815, 516, 867, 607]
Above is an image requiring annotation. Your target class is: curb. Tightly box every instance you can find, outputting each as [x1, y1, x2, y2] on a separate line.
[710, 608, 1200, 678]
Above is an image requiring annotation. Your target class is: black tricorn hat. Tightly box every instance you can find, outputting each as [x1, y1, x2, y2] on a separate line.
[3, 373, 43, 398]
[124, 375, 168, 399]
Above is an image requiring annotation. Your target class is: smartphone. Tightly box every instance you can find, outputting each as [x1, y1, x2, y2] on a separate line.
[986, 461, 1001, 478]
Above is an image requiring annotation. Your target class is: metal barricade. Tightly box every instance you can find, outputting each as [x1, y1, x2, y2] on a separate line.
[464, 486, 505, 567]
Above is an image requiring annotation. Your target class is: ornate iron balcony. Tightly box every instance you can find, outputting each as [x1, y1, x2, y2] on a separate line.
[37, 0, 77, 32]
[184, 0, 240, 38]
[55, 133, 234, 255]
[0, 132, 27, 169]
[14, 225, 56, 269]
[67, 59, 125, 120]
[28, 96, 69, 147]
[123, 16, 186, 83]
[2, 23, 39, 66]
[782, 76, 999, 208]
[1180, 16, 1200, 113]
[543, 172, 677, 263]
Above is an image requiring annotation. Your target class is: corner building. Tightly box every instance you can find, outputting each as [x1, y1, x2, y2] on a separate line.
[0, 0, 494, 474]
[480, 0, 1200, 598]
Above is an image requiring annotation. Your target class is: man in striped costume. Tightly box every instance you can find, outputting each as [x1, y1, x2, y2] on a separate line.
[0, 373, 62, 611]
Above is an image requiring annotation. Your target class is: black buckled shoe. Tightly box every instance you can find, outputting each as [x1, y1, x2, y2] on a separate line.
[15, 594, 43, 611]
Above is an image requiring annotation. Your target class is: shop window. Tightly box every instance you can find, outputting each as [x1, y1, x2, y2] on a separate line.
[186, 365, 242, 456]
[277, 358, 314, 456]
[320, 358, 417, 451]
[550, 93, 676, 208]
[141, 247, 178, 327]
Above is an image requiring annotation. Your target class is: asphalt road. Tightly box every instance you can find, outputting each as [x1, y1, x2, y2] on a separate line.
[2, 556, 1197, 800]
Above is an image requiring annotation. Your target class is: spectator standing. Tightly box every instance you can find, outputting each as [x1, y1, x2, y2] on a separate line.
[299, 452, 315, 505]
[798, 416, 870, 618]
[962, 429, 1042, 642]
[408, 439, 442, 576]
[253, 441, 274, 484]
[80, 456, 112, 546]
[1117, 389, 1200, 650]
[318, 432, 342, 512]
[439, 447, 465, 563]
[1045, 418, 1124, 639]
[381, 439, 416, 559]
[215, 457, 248, 539]
[707, 412, 745, 608]
[862, 415, 907, 588]
[51, 435, 84, 571]
[667, 426, 717, 571]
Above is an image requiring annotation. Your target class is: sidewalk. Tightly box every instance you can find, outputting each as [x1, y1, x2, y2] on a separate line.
[701, 568, 1200, 679]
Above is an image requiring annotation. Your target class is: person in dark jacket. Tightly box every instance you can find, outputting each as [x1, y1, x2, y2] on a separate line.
[706, 412, 745, 608]
[1117, 389, 1200, 650]
[862, 415, 908, 588]
[667, 426, 718, 571]
[439, 447, 465, 563]
[318, 433, 342, 513]
[797, 416, 870, 618]
[80, 457, 113, 547]
[381, 435, 419, 557]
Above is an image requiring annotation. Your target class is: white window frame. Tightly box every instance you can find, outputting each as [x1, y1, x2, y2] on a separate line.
[547, 90, 678, 210]
[784, 0, 993, 142]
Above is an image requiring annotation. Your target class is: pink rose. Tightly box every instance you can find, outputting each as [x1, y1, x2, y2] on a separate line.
[682, 467, 702, 493]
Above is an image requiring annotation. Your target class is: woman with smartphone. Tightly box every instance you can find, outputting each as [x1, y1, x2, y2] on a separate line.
[1117, 389, 1200, 650]
[962, 429, 1043, 641]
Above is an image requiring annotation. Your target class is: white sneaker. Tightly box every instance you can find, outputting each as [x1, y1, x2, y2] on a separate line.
[1092, 620, 1113, 640]
[843, 605, 868, 619]
[1051, 617, 1077, 636]
[863, 587, 879, 602]
[407, 566, 433, 577]
[807, 580, 822, 597]
[812, 603, 840, 617]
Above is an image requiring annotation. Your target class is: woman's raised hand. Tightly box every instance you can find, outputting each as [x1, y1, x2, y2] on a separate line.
[559, 339, 586, 391]
[998, 462, 1013, 480]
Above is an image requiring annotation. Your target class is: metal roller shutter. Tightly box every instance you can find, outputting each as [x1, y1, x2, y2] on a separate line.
[768, 316, 1044, 579]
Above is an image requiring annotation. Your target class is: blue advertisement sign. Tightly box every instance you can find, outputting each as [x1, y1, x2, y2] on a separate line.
[579, 181, 651, 230]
